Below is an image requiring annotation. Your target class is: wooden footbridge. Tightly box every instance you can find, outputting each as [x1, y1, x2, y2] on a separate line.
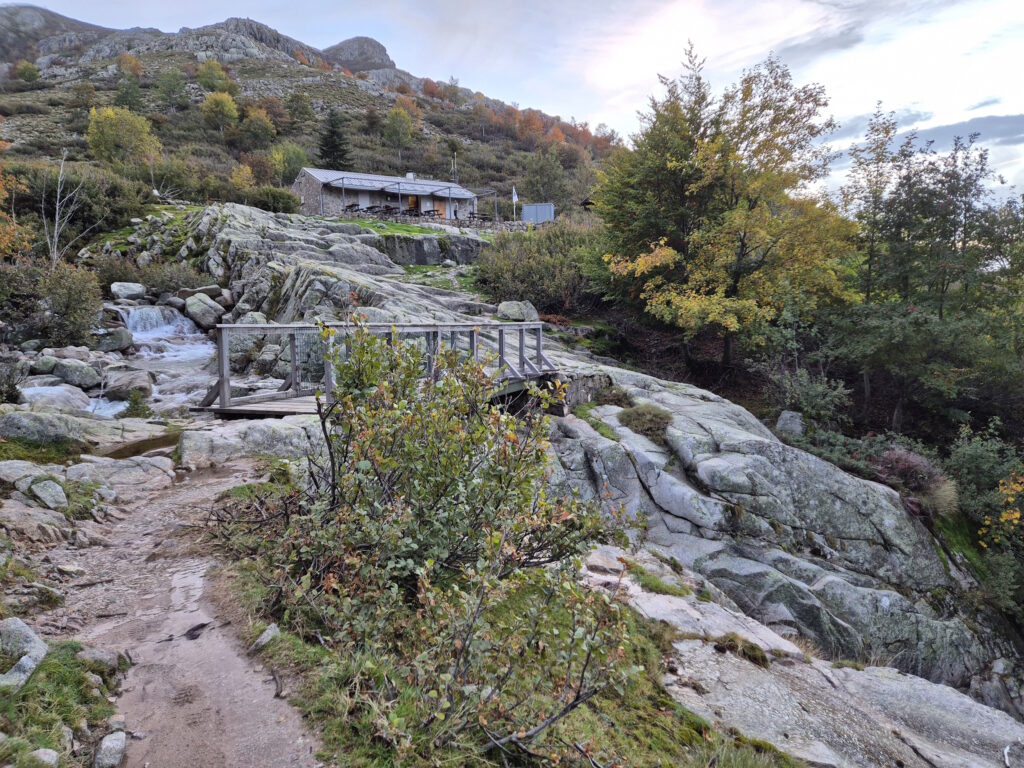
[199, 321, 558, 418]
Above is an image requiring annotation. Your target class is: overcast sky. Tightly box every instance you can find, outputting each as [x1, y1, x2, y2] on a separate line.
[33, 0, 1024, 187]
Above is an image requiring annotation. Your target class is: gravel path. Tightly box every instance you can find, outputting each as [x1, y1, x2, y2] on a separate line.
[30, 461, 320, 768]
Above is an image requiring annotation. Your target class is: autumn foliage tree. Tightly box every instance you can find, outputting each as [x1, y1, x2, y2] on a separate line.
[595, 48, 851, 364]
[86, 107, 162, 169]
[200, 91, 239, 133]
[0, 127, 30, 259]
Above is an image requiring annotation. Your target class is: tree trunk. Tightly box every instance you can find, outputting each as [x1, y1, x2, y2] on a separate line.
[892, 394, 904, 433]
[861, 369, 871, 421]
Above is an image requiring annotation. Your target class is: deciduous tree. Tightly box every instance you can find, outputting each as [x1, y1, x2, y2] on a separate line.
[156, 68, 189, 111]
[200, 91, 238, 133]
[383, 105, 414, 164]
[86, 107, 162, 169]
[239, 107, 276, 151]
[596, 48, 846, 363]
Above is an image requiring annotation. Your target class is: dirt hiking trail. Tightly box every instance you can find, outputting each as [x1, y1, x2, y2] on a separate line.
[30, 461, 320, 768]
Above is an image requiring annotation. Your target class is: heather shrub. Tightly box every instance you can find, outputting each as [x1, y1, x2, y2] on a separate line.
[875, 446, 942, 493]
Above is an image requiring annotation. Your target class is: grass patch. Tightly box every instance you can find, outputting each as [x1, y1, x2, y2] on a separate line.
[697, 588, 713, 603]
[0, 438, 83, 464]
[0, 641, 115, 766]
[618, 403, 673, 444]
[712, 633, 771, 669]
[625, 558, 692, 597]
[64, 480, 100, 522]
[351, 219, 444, 236]
[831, 659, 866, 671]
[572, 401, 618, 441]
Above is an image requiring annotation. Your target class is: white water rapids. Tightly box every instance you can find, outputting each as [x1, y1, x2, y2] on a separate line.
[89, 305, 216, 417]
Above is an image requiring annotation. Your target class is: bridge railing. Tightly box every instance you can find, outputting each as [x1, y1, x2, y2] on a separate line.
[212, 322, 556, 409]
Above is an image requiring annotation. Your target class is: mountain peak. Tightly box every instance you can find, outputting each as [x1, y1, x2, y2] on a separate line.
[322, 36, 394, 72]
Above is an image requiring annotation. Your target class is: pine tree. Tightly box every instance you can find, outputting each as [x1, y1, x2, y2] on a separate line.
[318, 108, 351, 169]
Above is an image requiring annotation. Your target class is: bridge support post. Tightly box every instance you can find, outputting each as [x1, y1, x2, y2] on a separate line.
[217, 327, 231, 408]
[289, 332, 299, 394]
[323, 333, 336, 404]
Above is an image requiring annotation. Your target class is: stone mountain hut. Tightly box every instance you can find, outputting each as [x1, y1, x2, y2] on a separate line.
[292, 168, 479, 219]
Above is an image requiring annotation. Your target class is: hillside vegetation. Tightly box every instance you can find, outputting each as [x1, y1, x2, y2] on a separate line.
[0, 5, 616, 216]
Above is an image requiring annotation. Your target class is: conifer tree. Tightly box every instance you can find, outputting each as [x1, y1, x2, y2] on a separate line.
[318, 108, 351, 169]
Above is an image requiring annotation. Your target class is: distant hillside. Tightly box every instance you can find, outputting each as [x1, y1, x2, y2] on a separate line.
[0, 4, 108, 62]
[0, 4, 618, 213]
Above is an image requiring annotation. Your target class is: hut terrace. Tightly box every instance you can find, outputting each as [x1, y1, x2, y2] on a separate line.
[292, 168, 491, 221]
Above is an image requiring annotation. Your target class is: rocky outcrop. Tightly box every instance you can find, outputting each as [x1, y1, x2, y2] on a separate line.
[0, 408, 166, 450]
[548, 383, 1021, 711]
[585, 547, 1024, 767]
[376, 232, 485, 266]
[0, 5, 107, 64]
[322, 36, 394, 72]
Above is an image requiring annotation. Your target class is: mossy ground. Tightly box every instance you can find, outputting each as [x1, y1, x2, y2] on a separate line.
[0, 438, 83, 464]
[618, 404, 673, 444]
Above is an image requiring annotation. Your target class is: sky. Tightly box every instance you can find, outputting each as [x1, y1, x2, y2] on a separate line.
[31, 0, 1024, 187]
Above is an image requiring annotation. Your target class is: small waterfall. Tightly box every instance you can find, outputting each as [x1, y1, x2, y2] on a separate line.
[122, 306, 200, 338]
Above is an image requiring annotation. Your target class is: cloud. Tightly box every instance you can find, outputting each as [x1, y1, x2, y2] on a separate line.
[969, 97, 1001, 111]
[772, 22, 865, 68]
[908, 114, 1024, 147]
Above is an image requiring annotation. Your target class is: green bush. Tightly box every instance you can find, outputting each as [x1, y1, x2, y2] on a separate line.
[619, 403, 673, 442]
[0, 262, 44, 343]
[217, 329, 633, 762]
[39, 264, 103, 346]
[945, 420, 1022, 527]
[6, 161, 149, 254]
[14, 60, 39, 83]
[141, 262, 207, 295]
[93, 254, 208, 296]
[93, 253, 142, 291]
[239, 185, 300, 213]
[120, 390, 153, 419]
[756, 364, 852, 429]
[476, 222, 602, 315]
